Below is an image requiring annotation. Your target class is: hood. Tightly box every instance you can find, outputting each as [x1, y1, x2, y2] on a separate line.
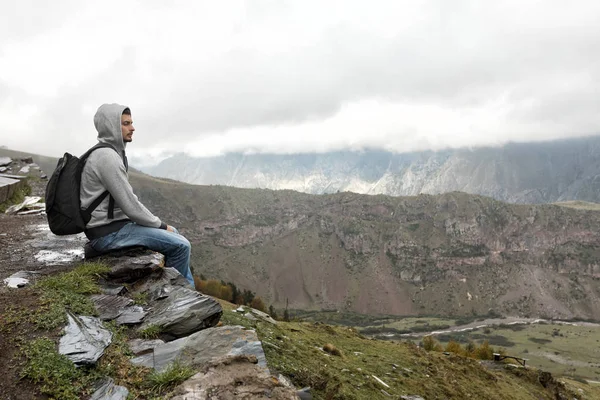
[93, 103, 129, 158]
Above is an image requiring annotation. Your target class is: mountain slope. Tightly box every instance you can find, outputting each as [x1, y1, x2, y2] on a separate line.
[129, 172, 600, 320]
[144, 135, 600, 203]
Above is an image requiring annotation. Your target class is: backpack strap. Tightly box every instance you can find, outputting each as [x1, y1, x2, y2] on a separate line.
[80, 143, 120, 222]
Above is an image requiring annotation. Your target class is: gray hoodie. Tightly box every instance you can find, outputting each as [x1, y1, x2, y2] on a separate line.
[80, 103, 166, 232]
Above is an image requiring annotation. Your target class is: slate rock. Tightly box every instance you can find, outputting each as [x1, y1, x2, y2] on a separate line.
[138, 286, 222, 339]
[115, 305, 147, 325]
[59, 313, 112, 365]
[244, 312, 258, 321]
[90, 294, 134, 321]
[5, 196, 42, 214]
[132, 266, 191, 295]
[131, 325, 266, 372]
[170, 355, 299, 400]
[20, 156, 33, 163]
[100, 284, 127, 296]
[103, 251, 164, 283]
[89, 378, 129, 400]
[0, 167, 7, 173]
[401, 396, 425, 400]
[127, 338, 165, 356]
[239, 306, 278, 324]
[0, 157, 11, 167]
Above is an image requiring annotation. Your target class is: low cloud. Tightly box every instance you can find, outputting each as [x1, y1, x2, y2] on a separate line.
[1, 1, 599, 163]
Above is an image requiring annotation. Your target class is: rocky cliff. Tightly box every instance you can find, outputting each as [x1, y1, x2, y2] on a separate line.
[130, 173, 600, 320]
[144, 135, 600, 204]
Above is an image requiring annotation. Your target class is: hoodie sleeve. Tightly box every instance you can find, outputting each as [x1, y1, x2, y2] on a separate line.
[94, 149, 166, 229]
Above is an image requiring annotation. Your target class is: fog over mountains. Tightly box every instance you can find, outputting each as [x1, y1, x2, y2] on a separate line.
[143, 136, 600, 204]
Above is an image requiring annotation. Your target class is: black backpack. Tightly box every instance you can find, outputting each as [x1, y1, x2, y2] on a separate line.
[46, 144, 116, 235]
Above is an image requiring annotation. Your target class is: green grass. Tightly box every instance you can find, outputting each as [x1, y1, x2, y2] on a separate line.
[21, 338, 90, 400]
[139, 324, 163, 339]
[215, 303, 598, 400]
[147, 361, 195, 393]
[132, 292, 149, 305]
[413, 322, 600, 383]
[0, 181, 32, 213]
[33, 262, 111, 330]
[554, 201, 600, 211]
[13, 263, 197, 399]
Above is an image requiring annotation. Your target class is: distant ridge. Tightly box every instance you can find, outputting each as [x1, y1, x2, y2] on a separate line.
[144, 135, 600, 204]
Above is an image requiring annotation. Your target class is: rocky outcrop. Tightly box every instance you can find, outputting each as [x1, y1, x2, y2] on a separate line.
[170, 355, 299, 399]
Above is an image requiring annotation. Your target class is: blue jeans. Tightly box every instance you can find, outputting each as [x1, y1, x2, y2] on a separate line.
[90, 222, 195, 287]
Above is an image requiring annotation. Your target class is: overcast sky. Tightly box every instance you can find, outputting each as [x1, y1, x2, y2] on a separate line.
[1, 0, 599, 166]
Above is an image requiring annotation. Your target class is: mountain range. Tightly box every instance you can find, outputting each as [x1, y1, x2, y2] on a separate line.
[144, 135, 600, 204]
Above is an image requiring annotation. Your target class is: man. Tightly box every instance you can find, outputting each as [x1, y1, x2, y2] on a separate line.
[80, 103, 194, 287]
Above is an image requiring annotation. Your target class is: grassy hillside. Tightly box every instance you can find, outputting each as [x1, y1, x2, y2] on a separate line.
[220, 301, 600, 400]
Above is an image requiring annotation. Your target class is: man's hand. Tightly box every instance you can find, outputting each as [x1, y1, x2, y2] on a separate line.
[166, 225, 176, 232]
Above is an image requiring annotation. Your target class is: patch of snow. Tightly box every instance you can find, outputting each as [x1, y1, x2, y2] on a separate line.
[4, 277, 29, 288]
[35, 249, 84, 264]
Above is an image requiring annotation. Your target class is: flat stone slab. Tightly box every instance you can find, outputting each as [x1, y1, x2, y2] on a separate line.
[235, 305, 278, 325]
[131, 325, 267, 372]
[5, 196, 42, 214]
[170, 355, 298, 400]
[90, 294, 134, 321]
[138, 285, 222, 339]
[59, 313, 112, 366]
[115, 305, 147, 325]
[0, 157, 12, 167]
[127, 339, 165, 356]
[89, 378, 129, 400]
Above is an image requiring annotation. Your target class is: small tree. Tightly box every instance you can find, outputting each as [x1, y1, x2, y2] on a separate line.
[269, 305, 278, 319]
[250, 296, 267, 313]
[220, 285, 233, 302]
[475, 340, 493, 360]
[204, 280, 222, 297]
[283, 298, 290, 322]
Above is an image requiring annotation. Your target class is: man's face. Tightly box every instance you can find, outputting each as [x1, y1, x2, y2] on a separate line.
[121, 114, 135, 143]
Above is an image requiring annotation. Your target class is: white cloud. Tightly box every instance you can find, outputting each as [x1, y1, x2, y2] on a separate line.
[0, 0, 599, 163]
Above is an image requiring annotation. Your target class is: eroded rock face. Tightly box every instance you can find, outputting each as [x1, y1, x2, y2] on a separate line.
[130, 325, 266, 372]
[170, 355, 299, 400]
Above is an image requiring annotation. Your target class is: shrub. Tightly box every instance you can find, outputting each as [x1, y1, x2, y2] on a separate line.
[323, 343, 343, 357]
[250, 297, 267, 313]
[445, 340, 463, 355]
[423, 335, 437, 351]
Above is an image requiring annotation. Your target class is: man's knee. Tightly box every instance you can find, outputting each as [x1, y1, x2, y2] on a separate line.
[175, 234, 191, 253]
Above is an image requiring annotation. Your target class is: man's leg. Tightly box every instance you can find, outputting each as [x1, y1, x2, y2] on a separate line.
[90, 222, 195, 287]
